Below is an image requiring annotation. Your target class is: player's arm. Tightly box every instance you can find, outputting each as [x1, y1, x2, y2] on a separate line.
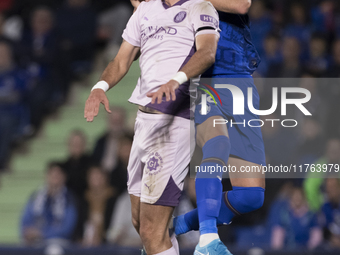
[180, 34, 218, 80]
[209, 0, 251, 14]
[147, 33, 219, 104]
[84, 41, 140, 122]
[130, 0, 142, 12]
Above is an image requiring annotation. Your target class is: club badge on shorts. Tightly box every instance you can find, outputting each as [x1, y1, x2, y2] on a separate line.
[146, 152, 163, 175]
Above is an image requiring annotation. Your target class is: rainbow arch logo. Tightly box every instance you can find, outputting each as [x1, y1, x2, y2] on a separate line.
[198, 84, 222, 106]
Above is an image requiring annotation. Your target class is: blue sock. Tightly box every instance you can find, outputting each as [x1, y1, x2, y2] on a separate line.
[174, 210, 199, 235]
[196, 136, 231, 235]
[175, 186, 265, 235]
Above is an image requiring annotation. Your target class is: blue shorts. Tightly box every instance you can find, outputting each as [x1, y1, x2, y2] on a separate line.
[194, 75, 266, 166]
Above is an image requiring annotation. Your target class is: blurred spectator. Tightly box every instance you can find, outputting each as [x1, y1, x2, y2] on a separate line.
[271, 186, 322, 250]
[328, 225, 340, 250]
[0, 11, 23, 42]
[328, 39, 340, 78]
[256, 33, 282, 77]
[296, 74, 327, 122]
[62, 130, 92, 200]
[304, 33, 329, 76]
[0, 12, 14, 42]
[96, 1, 132, 61]
[76, 166, 116, 246]
[325, 88, 340, 138]
[9, 0, 61, 23]
[106, 135, 140, 247]
[322, 181, 340, 250]
[337, 4, 340, 38]
[20, 162, 77, 246]
[92, 106, 127, 174]
[0, 0, 14, 12]
[304, 138, 340, 211]
[91, 134, 130, 246]
[261, 113, 298, 166]
[0, 40, 29, 171]
[322, 178, 340, 245]
[106, 191, 142, 248]
[311, 0, 336, 36]
[295, 118, 325, 165]
[20, 6, 57, 66]
[267, 182, 294, 228]
[284, 2, 311, 46]
[267, 36, 302, 77]
[57, 0, 96, 77]
[20, 6, 65, 130]
[248, 0, 273, 56]
[108, 134, 132, 197]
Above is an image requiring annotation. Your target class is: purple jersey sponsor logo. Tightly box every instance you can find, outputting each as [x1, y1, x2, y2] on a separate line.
[200, 14, 218, 28]
[174, 11, 187, 23]
[146, 152, 163, 175]
[141, 26, 177, 44]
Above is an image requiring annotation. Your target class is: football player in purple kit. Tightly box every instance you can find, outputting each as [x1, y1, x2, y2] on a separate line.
[84, 0, 220, 254]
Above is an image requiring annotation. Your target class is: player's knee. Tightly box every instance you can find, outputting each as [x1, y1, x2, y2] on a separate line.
[231, 187, 265, 214]
[139, 226, 151, 244]
[139, 221, 158, 245]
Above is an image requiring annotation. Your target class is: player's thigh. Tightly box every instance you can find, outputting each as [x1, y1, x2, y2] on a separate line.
[228, 157, 265, 188]
[196, 116, 229, 148]
[130, 194, 141, 232]
[140, 115, 192, 206]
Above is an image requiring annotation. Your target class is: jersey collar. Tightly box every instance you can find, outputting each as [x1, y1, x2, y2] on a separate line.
[162, 0, 189, 9]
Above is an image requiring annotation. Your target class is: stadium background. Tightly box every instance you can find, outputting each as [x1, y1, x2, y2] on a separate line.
[0, 0, 340, 254]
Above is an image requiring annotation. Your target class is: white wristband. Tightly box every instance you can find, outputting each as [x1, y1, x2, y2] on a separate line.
[171, 71, 188, 85]
[91, 81, 109, 92]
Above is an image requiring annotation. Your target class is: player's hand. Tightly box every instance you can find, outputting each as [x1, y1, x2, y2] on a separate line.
[84, 89, 111, 122]
[147, 80, 179, 104]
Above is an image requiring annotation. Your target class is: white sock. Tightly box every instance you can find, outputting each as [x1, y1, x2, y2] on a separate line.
[171, 234, 179, 255]
[199, 233, 219, 247]
[154, 246, 177, 255]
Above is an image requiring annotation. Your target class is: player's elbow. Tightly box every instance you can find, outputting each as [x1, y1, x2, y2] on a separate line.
[204, 50, 216, 67]
[237, 0, 251, 15]
[207, 55, 216, 67]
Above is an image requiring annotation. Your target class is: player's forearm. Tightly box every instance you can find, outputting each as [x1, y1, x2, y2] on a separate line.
[209, 0, 251, 14]
[100, 58, 129, 89]
[180, 48, 216, 80]
[98, 41, 140, 90]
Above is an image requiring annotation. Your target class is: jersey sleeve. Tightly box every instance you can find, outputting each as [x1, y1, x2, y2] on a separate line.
[190, 1, 220, 38]
[122, 6, 142, 47]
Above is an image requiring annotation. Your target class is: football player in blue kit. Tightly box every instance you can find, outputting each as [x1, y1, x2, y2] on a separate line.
[172, 2, 266, 255]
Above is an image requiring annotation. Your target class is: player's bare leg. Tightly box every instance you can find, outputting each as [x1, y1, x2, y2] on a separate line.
[131, 194, 178, 255]
[139, 203, 174, 254]
[130, 194, 141, 234]
[228, 157, 265, 189]
[196, 116, 229, 148]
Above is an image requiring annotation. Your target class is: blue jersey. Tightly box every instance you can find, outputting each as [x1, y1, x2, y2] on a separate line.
[203, 13, 260, 77]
